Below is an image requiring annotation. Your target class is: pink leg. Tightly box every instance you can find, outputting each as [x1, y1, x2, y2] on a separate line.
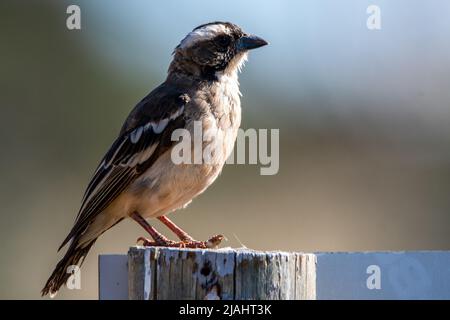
[157, 216, 194, 241]
[130, 212, 177, 246]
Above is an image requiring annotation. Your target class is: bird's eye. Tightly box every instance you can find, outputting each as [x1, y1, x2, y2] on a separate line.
[215, 35, 231, 48]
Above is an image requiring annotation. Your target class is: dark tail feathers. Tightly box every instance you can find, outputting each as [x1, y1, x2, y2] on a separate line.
[41, 240, 95, 297]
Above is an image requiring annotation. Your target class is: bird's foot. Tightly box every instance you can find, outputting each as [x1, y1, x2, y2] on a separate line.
[137, 234, 224, 249]
[137, 236, 178, 247]
[181, 234, 225, 249]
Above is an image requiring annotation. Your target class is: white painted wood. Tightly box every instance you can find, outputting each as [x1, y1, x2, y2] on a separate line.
[315, 251, 450, 299]
[98, 255, 128, 300]
[99, 250, 450, 300]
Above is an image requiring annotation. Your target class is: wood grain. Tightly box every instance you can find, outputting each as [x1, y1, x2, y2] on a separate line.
[128, 246, 316, 300]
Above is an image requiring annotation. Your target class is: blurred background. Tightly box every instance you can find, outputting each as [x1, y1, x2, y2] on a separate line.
[1, 0, 449, 299]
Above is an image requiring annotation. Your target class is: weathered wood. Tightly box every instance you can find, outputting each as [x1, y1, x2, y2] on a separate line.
[101, 250, 450, 300]
[127, 246, 316, 300]
[128, 246, 158, 300]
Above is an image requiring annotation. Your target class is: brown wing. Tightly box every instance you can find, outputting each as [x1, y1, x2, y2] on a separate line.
[58, 84, 189, 250]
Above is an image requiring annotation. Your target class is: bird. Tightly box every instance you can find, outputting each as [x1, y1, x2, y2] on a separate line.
[42, 21, 267, 297]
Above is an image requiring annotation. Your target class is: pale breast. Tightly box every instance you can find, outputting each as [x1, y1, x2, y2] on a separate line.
[127, 74, 242, 218]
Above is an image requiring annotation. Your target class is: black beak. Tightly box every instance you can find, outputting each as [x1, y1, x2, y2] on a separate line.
[238, 35, 268, 51]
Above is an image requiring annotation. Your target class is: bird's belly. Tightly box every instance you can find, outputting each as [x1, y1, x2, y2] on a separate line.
[131, 155, 222, 218]
[128, 116, 239, 219]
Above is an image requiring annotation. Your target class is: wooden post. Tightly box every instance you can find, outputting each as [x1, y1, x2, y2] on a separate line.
[100, 250, 450, 299]
[128, 247, 316, 300]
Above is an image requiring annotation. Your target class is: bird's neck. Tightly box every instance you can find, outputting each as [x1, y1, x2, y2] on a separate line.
[167, 55, 241, 84]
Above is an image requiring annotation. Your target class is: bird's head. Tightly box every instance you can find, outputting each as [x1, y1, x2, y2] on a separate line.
[168, 22, 268, 81]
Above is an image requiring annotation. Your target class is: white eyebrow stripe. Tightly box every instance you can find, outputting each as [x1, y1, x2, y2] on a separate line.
[179, 24, 228, 49]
